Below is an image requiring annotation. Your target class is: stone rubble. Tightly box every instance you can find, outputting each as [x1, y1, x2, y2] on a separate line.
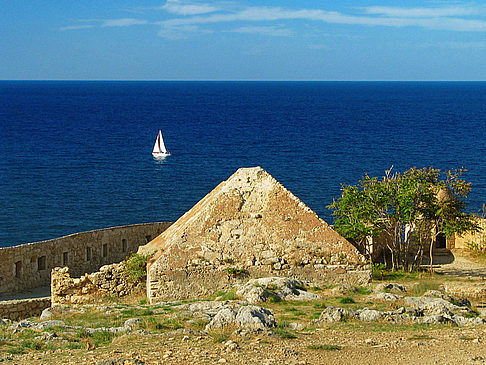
[236, 277, 322, 304]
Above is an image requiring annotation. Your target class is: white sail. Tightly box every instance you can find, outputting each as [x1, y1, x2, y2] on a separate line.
[152, 131, 162, 154]
[158, 131, 168, 154]
[152, 130, 170, 157]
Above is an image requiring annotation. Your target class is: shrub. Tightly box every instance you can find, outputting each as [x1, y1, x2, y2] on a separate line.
[225, 267, 248, 277]
[340, 297, 355, 304]
[123, 252, 154, 283]
[307, 344, 342, 351]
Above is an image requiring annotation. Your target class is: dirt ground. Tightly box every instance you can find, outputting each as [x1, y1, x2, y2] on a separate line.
[7, 323, 486, 365]
[3, 249, 486, 365]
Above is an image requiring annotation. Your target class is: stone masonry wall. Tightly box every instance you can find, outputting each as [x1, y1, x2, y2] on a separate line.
[51, 264, 142, 305]
[0, 297, 51, 321]
[453, 218, 486, 250]
[0, 222, 172, 297]
[148, 262, 372, 303]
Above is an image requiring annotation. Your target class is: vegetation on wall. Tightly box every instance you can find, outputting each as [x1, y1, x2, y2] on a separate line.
[328, 167, 478, 271]
[122, 252, 154, 283]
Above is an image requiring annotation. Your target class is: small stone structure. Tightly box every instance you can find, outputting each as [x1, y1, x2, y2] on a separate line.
[453, 217, 486, 250]
[51, 263, 142, 305]
[0, 297, 51, 321]
[0, 222, 172, 297]
[139, 167, 370, 303]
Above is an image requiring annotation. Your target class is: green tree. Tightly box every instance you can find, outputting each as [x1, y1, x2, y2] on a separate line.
[328, 167, 477, 271]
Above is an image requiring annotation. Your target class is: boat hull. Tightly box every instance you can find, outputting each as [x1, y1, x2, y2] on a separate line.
[152, 152, 171, 158]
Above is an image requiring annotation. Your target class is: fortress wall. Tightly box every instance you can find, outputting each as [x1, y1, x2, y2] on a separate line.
[0, 222, 172, 297]
[453, 218, 486, 250]
[0, 297, 51, 321]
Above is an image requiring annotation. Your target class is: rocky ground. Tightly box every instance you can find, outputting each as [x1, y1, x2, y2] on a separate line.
[2, 270, 486, 365]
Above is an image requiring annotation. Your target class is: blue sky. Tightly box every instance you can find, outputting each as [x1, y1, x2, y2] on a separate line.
[2, 1, 486, 80]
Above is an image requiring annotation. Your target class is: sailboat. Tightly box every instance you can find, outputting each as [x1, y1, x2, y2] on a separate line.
[152, 130, 171, 158]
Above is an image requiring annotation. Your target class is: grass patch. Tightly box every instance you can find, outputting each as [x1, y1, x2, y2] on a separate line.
[408, 334, 434, 340]
[210, 289, 239, 301]
[356, 287, 372, 295]
[225, 267, 248, 277]
[339, 297, 356, 304]
[308, 312, 321, 320]
[273, 328, 297, 339]
[209, 331, 232, 343]
[268, 293, 282, 303]
[307, 344, 342, 351]
[411, 281, 439, 296]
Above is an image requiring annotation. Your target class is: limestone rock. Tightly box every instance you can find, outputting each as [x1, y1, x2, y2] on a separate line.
[317, 306, 355, 323]
[330, 284, 359, 296]
[139, 167, 370, 303]
[40, 307, 54, 320]
[235, 305, 277, 329]
[375, 283, 406, 294]
[205, 307, 237, 330]
[404, 296, 459, 317]
[356, 308, 381, 322]
[205, 305, 276, 330]
[369, 292, 402, 301]
[236, 277, 322, 303]
[124, 318, 143, 328]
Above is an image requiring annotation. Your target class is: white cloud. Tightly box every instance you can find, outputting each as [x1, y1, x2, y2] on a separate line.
[161, 0, 219, 15]
[425, 41, 486, 49]
[102, 18, 148, 27]
[158, 5, 486, 32]
[229, 25, 292, 37]
[60, 3, 486, 37]
[361, 6, 479, 18]
[59, 24, 95, 31]
[157, 24, 213, 39]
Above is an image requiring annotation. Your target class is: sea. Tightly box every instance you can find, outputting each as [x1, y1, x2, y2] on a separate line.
[1, 81, 486, 247]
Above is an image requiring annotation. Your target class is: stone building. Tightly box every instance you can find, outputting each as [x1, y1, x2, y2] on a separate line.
[138, 167, 370, 303]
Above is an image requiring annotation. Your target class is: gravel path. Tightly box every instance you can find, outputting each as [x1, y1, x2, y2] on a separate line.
[435, 250, 486, 279]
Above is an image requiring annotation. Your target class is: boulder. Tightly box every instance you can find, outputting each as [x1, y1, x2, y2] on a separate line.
[236, 277, 322, 303]
[235, 306, 277, 329]
[317, 306, 354, 323]
[356, 308, 381, 322]
[404, 296, 458, 318]
[124, 318, 143, 328]
[330, 284, 359, 296]
[40, 307, 54, 320]
[370, 292, 402, 301]
[205, 305, 276, 330]
[205, 308, 238, 330]
[375, 283, 406, 294]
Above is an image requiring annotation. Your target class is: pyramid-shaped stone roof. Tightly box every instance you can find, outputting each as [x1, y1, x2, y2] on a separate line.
[139, 167, 369, 302]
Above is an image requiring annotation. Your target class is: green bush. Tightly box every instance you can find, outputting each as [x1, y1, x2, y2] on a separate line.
[225, 267, 248, 277]
[123, 252, 154, 283]
[340, 297, 355, 304]
[307, 344, 342, 351]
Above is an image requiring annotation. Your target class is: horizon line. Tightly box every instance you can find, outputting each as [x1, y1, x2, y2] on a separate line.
[1, 79, 486, 82]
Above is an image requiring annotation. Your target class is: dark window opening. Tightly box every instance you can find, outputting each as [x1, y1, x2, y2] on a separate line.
[15, 261, 22, 278]
[62, 252, 69, 266]
[122, 239, 127, 252]
[145, 235, 151, 243]
[86, 247, 92, 261]
[102, 244, 108, 257]
[436, 232, 447, 249]
[37, 256, 46, 271]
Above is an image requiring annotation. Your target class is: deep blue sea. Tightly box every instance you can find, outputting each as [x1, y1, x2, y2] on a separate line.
[1, 81, 486, 247]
